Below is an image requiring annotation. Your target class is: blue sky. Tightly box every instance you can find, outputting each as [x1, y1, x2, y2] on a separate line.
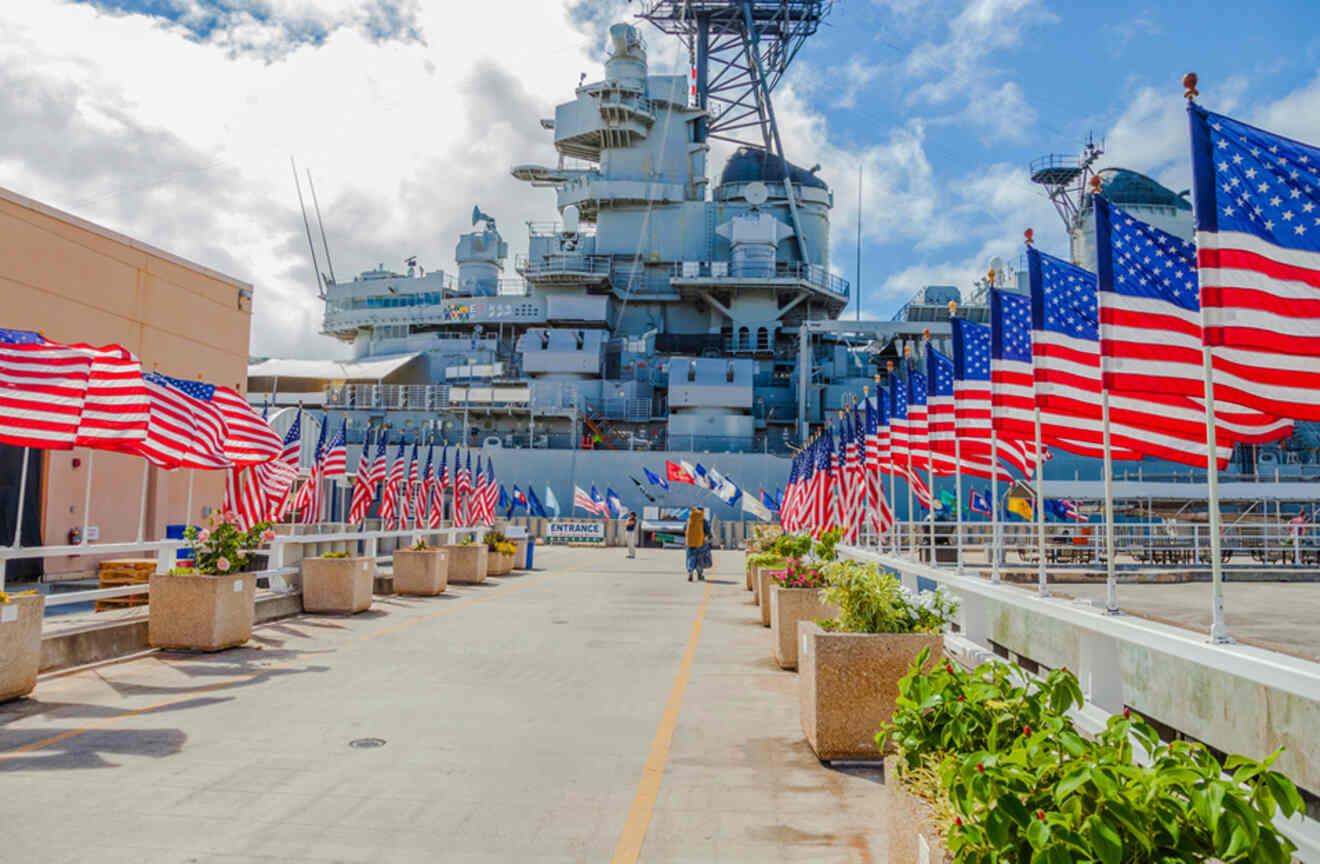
[5, 0, 1320, 355]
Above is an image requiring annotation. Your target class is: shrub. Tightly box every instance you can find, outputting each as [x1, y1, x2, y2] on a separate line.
[749, 551, 787, 570]
[410, 539, 430, 551]
[484, 529, 508, 551]
[813, 527, 843, 561]
[749, 525, 783, 552]
[494, 541, 516, 555]
[881, 651, 1304, 863]
[182, 513, 275, 576]
[770, 532, 813, 560]
[818, 561, 957, 634]
[772, 557, 830, 590]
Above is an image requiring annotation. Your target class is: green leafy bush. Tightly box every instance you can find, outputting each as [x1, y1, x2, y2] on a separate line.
[770, 532, 813, 560]
[881, 651, 1305, 863]
[818, 561, 957, 634]
[410, 539, 430, 551]
[182, 512, 274, 575]
[748, 551, 787, 570]
[813, 527, 843, 561]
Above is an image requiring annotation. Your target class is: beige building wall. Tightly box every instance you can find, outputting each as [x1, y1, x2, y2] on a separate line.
[0, 185, 256, 580]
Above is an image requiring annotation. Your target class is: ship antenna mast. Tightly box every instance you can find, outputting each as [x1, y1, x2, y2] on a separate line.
[306, 168, 337, 286]
[290, 156, 324, 299]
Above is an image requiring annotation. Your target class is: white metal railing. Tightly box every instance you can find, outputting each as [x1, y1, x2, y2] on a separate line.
[840, 545, 1320, 859]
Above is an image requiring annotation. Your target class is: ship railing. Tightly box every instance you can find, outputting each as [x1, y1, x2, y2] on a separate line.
[667, 261, 849, 297]
[838, 542, 1320, 857]
[514, 253, 612, 279]
[526, 221, 597, 239]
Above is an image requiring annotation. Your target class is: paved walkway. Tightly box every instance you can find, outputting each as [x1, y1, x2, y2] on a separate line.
[1, 548, 886, 863]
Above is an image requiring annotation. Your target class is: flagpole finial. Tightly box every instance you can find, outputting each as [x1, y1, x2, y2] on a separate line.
[948, 300, 957, 317]
[863, 384, 869, 396]
[922, 328, 931, 342]
[1089, 174, 1102, 196]
[886, 360, 894, 372]
[1024, 228, 1034, 245]
[1182, 72, 1198, 101]
[903, 343, 911, 358]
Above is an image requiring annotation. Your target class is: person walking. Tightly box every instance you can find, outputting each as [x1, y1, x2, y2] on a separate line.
[684, 508, 711, 582]
[625, 511, 638, 559]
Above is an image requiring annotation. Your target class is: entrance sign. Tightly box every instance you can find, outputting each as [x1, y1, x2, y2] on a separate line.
[547, 520, 605, 545]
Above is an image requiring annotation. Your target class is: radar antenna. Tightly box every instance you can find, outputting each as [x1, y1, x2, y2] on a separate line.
[1030, 132, 1104, 233]
[637, 1, 830, 263]
[472, 205, 496, 232]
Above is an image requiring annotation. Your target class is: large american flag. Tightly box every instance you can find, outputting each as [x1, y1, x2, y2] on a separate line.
[928, 342, 1011, 481]
[780, 451, 802, 531]
[1095, 195, 1296, 446]
[296, 415, 328, 524]
[483, 457, 499, 525]
[1189, 103, 1320, 421]
[0, 332, 151, 452]
[132, 372, 231, 470]
[572, 484, 595, 514]
[887, 374, 910, 474]
[279, 406, 303, 466]
[990, 287, 1142, 463]
[1028, 247, 1236, 467]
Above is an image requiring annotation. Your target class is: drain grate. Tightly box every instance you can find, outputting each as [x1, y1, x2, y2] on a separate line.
[349, 737, 386, 749]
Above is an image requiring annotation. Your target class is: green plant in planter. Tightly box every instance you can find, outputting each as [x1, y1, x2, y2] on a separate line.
[770, 532, 813, 560]
[881, 653, 1304, 863]
[748, 524, 782, 553]
[322, 551, 350, 559]
[410, 539, 430, 551]
[484, 529, 508, 551]
[748, 551, 788, 571]
[817, 561, 957, 634]
[813, 526, 843, 561]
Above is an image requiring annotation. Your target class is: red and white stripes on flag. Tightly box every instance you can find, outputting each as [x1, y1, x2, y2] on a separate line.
[572, 485, 595, 515]
[348, 446, 376, 525]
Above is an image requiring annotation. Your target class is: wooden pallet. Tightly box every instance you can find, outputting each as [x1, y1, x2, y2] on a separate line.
[95, 558, 155, 612]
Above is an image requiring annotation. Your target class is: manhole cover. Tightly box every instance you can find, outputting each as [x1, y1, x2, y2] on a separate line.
[349, 737, 386, 749]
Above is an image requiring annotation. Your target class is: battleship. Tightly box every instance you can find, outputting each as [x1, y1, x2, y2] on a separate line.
[245, 1, 1317, 523]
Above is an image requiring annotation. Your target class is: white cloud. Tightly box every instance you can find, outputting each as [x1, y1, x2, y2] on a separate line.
[0, 0, 615, 360]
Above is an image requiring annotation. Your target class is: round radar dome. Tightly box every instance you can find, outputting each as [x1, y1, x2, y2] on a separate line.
[744, 181, 769, 206]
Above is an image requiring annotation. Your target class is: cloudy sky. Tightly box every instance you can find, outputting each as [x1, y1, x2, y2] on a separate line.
[5, 0, 1320, 360]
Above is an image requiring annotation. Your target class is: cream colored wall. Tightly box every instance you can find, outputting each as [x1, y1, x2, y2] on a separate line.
[0, 187, 254, 580]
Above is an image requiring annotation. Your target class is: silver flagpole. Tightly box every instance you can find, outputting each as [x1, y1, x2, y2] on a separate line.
[955, 437, 964, 577]
[1034, 405, 1048, 595]
[1102, 390, 1119, 614]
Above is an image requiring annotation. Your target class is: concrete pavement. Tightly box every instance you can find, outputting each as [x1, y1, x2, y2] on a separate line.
[0, 547, 889, 863]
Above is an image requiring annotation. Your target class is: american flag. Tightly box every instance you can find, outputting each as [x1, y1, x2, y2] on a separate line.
[348, 433, 376, 525]
[990, 287, 1143, 463]
[457, 451, 472, 527]
[1029, 247, 1239, 467]
[380, 440, 406, 528]
[225, 457, 297, 530]
[870, 389, 893, 473]
[416, 444, 433, 527]
[780, 452, 801, 531]
[403, 442, 420, 528]
[1188, 103, 1320, 421]
[438, 446, 451, 524]
[279, 407, 303, 465]
[322, 417, 348, 476]
[0, 330, 92, 449]
[572, 484, 595, 514]
[74, 342, 149, 449]
[1094, 196, 1294, 443]
[928, 342, 1012, 481]
[951, 317, 1036, 478]
[209, 383, 281, 467]
[863, 394, 894, 536]
[427, 446, 444, 529]
[887, 374, 910, 474]
[132, 372, 231, 470]
[369, 430, 388, 485]
[906, 369, 934, 474]
[840, 412, 860, 542]
[296, 415, 328, 524]
[473, 458, 492, 525]
[811, 429, 834, 538]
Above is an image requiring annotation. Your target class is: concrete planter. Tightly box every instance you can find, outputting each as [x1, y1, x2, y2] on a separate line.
[444, 544, 488, 584]
[488, 550, 514, 577]
[885, 755, 950, 864]
[302, 557, 375, 613]
[758, 566, 787, 626]
[148, 572, 256, 652]
[770, 586, 839, 670]
[745, 558, 755, 590]
[0, 594, 45, 702]
[392, 549, 449, 596]
[797, 622, 942, 761]
[512, 539, 529, 569]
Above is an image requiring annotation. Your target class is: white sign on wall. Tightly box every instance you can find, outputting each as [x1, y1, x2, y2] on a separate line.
[546, 520, 605, 545]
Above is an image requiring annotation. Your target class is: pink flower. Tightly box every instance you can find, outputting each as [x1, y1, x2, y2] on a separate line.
[215, 556, 231, 573]
[197, 529, 211, 543]
[261, 529, 276, 543]
[221, 511, 237, 525]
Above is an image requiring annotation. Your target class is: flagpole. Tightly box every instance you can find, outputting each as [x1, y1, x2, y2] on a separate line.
[1033, 405, 1048, 595]
[1101, 389, 1119, 614]
[991, 424, 1000, 583]
[1184, 79, 1231, 644]
[955, 436, 963, 578]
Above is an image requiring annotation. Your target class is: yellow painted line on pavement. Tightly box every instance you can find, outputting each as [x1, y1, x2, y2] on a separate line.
[611, 579, 711, 864]
[0, 571, 556, 761]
